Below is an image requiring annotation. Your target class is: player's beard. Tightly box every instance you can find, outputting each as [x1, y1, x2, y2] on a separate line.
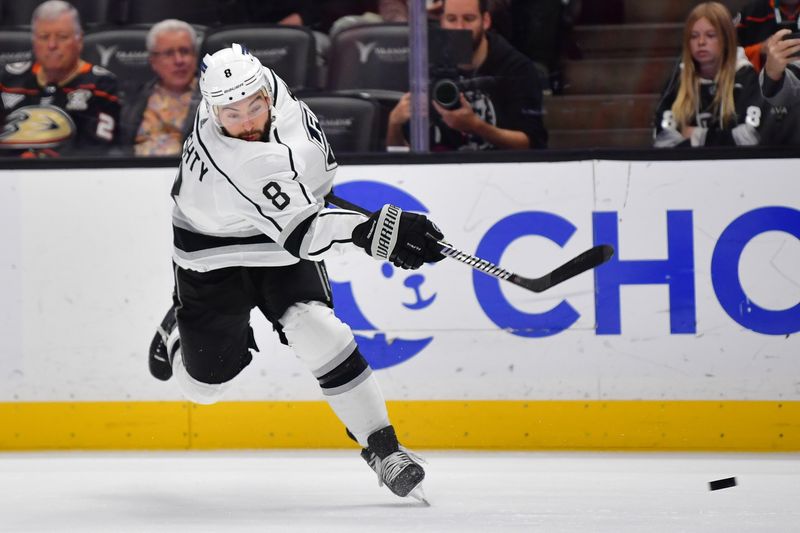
[237, 128, 269, 142]
[222, 122, 271, 142]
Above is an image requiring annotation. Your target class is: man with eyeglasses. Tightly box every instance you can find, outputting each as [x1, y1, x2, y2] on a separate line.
[120, 19, 201, 156]
[0, 0, 120, 155]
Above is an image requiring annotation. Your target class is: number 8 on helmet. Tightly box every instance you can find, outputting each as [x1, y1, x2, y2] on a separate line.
[198, 43, 277, 130]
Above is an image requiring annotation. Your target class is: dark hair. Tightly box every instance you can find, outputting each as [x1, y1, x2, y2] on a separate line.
[442, 0, 490, 15]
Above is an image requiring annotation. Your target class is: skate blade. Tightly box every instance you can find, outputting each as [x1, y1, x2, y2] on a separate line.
[408, 485, 430, 506]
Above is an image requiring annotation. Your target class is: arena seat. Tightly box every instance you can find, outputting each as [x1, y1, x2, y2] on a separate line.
[82, 28, 152, 97]
[301, 93, 382, 153]
[200, 25, 317, 91]
[0, 30, 32, 66]
[327, 23, 409, 92]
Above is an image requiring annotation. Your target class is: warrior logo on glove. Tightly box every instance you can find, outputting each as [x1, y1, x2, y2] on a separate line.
[374, 205, 401, 260]
[353, 204, 446, 270]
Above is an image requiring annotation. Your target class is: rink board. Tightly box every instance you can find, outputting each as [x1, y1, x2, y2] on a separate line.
[0, 400, 797, 451]
[0, 159, 798, 450]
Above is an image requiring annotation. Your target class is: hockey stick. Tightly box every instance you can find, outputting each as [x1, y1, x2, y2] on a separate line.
[325, 192, 615, 293]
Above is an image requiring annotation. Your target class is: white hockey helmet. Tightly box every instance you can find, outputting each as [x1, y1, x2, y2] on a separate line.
[199, 43, 275, 126]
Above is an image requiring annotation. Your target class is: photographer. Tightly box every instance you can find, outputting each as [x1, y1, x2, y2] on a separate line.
[386, 0, 547, 151]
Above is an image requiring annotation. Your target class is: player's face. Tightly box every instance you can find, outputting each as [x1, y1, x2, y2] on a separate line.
[441, 0, 490, 50]
[218, 92, 271, 142]
[32, 13, 83, 78]
[149, 30, 197, 93]
[689, 17, 721, 72]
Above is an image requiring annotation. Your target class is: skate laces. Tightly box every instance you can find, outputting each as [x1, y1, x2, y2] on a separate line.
[373, 446, 425, 487]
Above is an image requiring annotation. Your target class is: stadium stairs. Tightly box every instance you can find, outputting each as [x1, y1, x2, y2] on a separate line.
[545, 0, 752, 149]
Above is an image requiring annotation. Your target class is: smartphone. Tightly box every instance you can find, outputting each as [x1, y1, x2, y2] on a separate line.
[781, 31, 800, 58]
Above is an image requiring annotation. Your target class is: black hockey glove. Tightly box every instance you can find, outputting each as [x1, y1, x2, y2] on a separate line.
[352, 205, 445, 270]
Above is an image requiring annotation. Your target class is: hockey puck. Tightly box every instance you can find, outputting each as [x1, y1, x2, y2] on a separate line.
[709, 477, 737, 491]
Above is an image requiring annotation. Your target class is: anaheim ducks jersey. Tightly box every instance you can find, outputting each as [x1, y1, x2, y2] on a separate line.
[0, 60, 120, 152]
[171, 68, 367, 272]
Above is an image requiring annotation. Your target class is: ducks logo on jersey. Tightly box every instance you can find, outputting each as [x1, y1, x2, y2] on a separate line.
[0, 105, 75, 149]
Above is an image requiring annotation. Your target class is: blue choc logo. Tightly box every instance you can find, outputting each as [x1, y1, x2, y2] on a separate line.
[331, 181, 438, 369]
[331, 181, 800, 368]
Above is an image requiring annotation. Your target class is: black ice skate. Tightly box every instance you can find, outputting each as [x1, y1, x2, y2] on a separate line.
[359, 425, 428, 504]
[148, 305, 179, 381]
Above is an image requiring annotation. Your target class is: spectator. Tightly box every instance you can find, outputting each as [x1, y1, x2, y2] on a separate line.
[386, 0, 548, 150]
[653, 2, 764, 148]
[376, 0, 506, 30]
[120, 19, 201, 156]
[0, 0, 120, 154]
[320, 1, 469, 39]
[379, 0, 412, 21]
[322, 1, 411, 39]
[378, 0, 466, 22]
[736, 0, 800, 72]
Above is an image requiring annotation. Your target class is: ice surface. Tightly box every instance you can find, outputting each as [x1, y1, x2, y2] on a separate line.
[0, 450, 798, 532]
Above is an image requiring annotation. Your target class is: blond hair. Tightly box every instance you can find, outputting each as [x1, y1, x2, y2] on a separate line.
[672, 2, 738, 129]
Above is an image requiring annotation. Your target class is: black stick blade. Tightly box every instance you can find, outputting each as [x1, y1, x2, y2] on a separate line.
[509, 244, 615, 293]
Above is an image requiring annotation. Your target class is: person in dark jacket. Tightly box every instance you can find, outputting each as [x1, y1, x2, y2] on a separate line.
[120, 19, 201, 156]
[386, 0, 547, 150]
[654, 2, 765, 147]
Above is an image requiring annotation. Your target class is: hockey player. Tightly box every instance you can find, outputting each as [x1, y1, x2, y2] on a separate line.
[148, 43, 444, 502]
[0, 1, 120, 154]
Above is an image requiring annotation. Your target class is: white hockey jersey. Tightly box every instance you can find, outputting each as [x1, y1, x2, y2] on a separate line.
[171, 69, 367, 272]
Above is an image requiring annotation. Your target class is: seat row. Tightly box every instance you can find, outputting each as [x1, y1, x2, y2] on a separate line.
[0, 23, 411, 98]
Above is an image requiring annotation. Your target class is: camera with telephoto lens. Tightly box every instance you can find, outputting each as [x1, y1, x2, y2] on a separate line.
[428, 27, 472, 110]
[432, 76, 498, 110]
[432, 78, 461, 109]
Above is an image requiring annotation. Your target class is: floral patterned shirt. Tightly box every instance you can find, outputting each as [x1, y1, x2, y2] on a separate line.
[134, 78, 197, 156]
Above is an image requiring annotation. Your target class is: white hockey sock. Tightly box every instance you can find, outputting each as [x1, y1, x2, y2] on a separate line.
[324, 371, 390, 447]
[172, 349, 231, 405]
